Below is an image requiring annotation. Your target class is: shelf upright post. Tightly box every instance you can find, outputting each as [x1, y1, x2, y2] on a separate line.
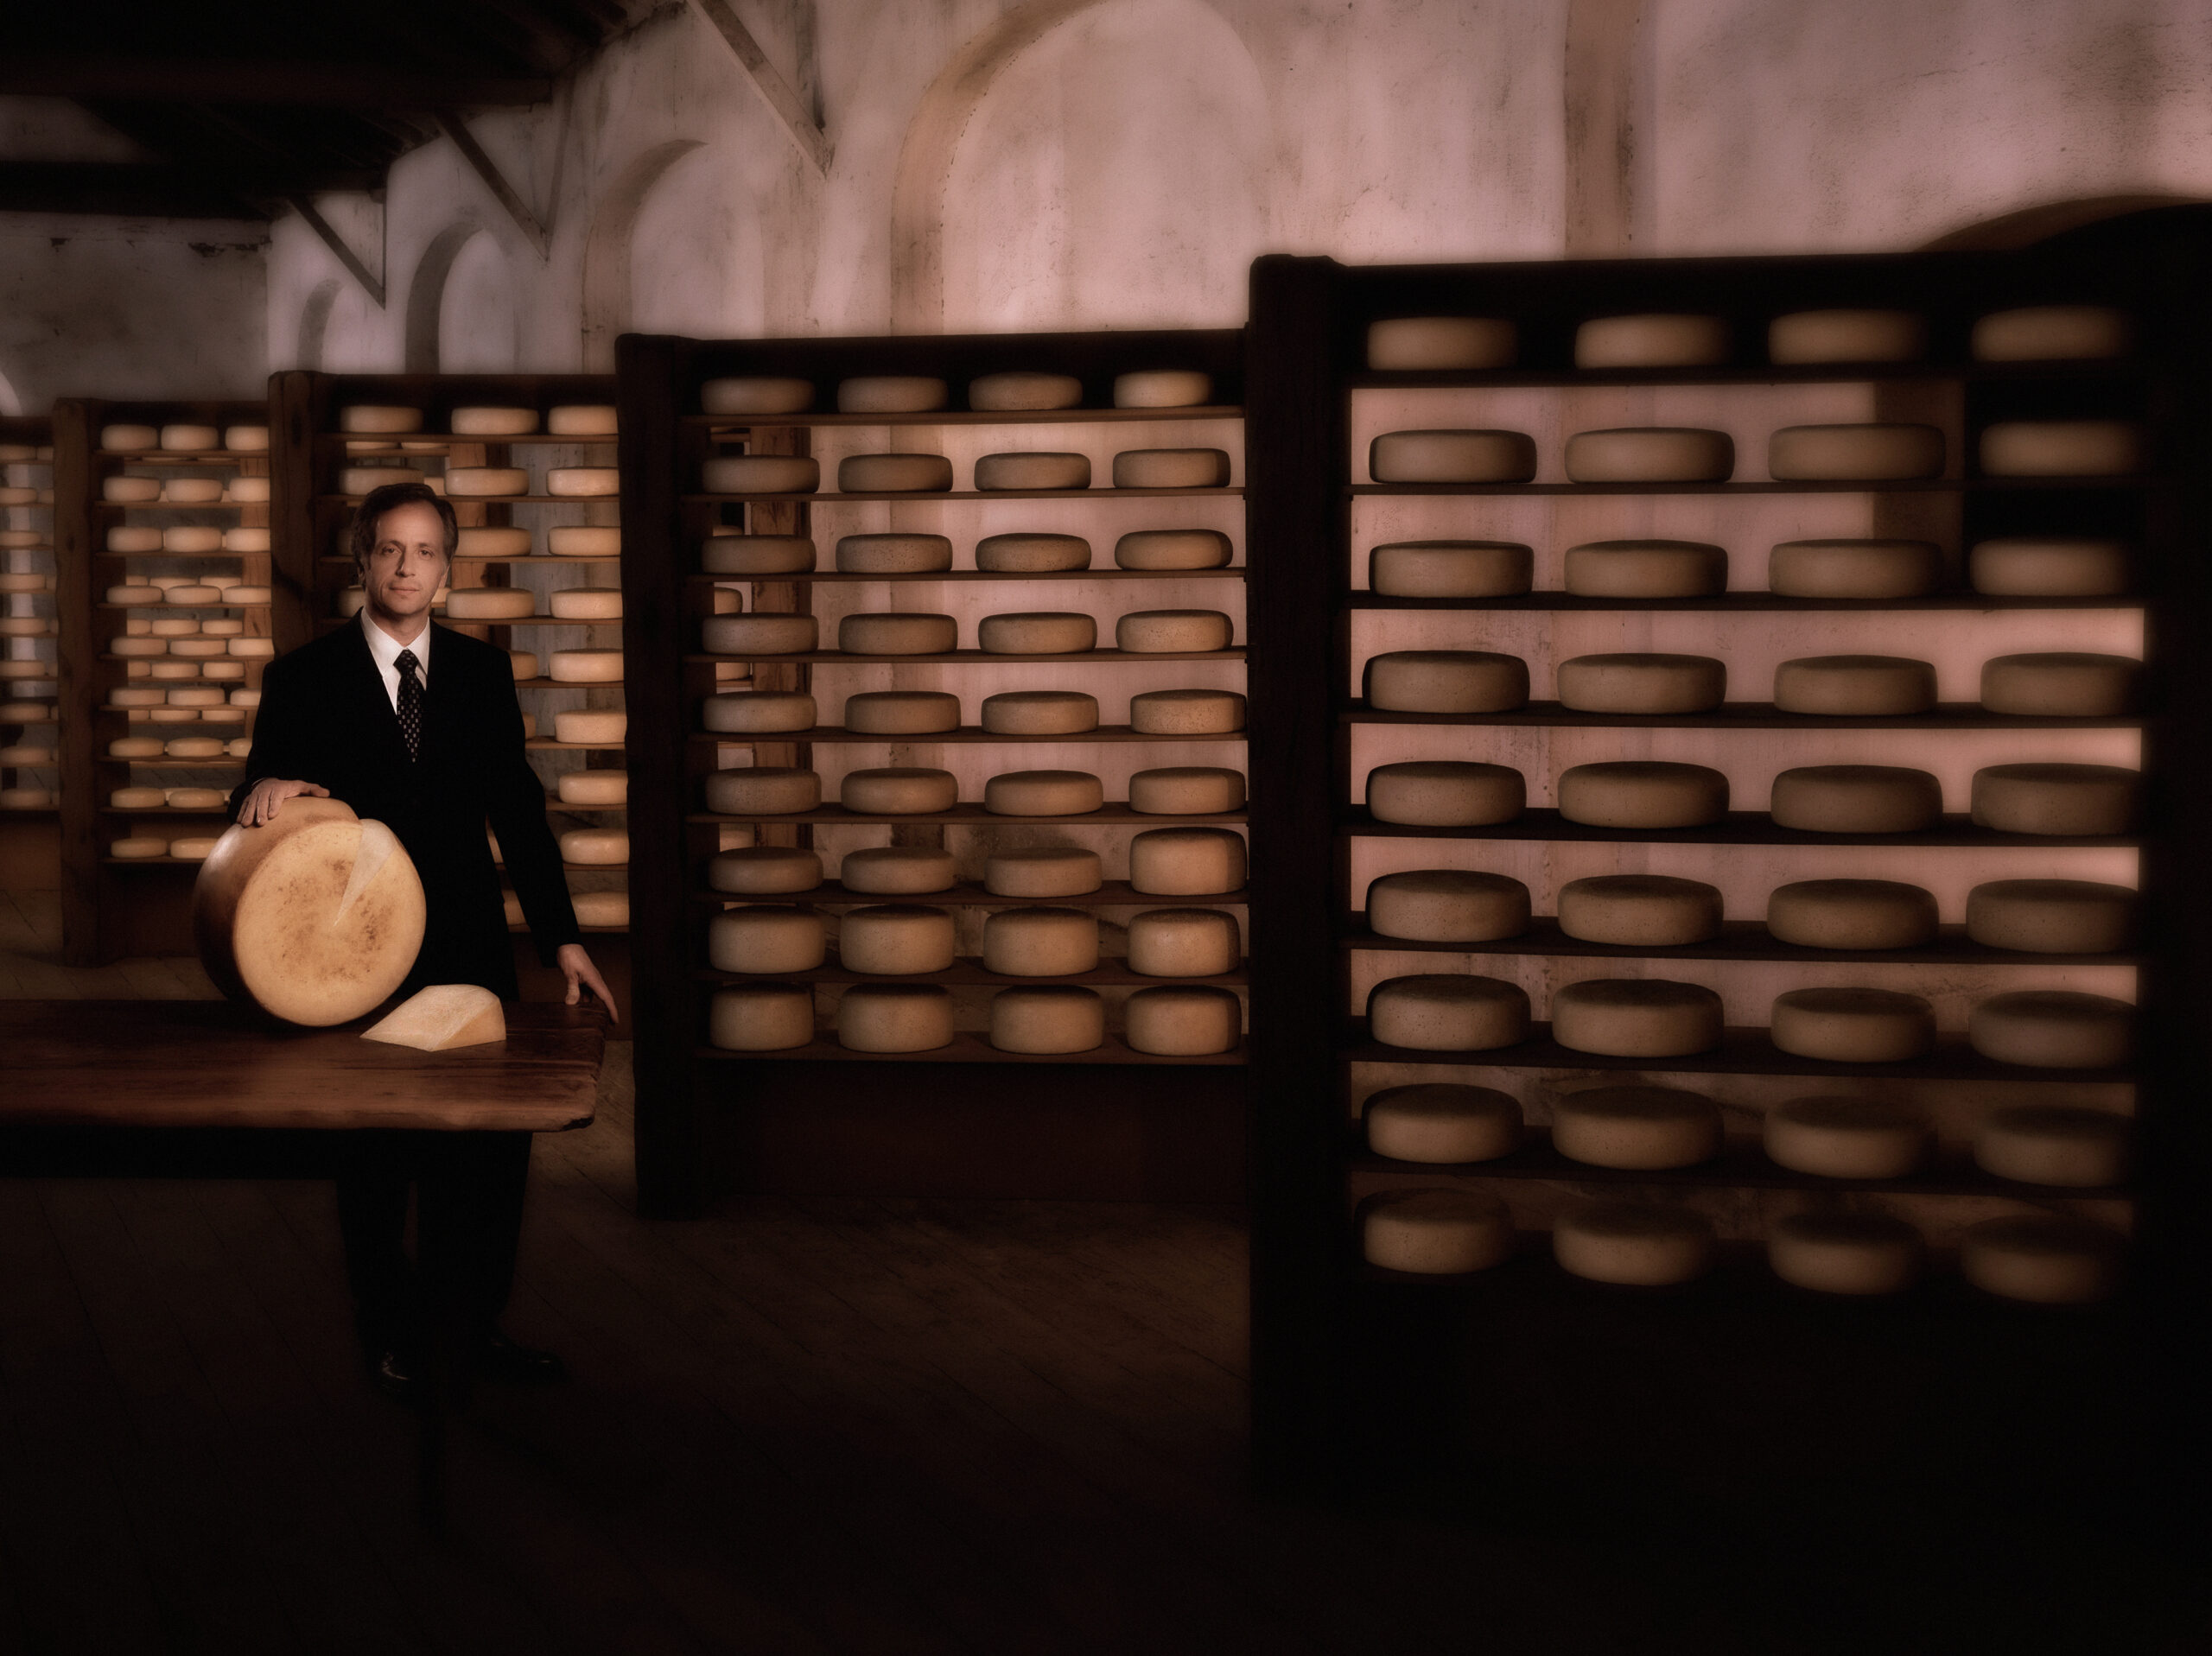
[51, 398, 101, 965]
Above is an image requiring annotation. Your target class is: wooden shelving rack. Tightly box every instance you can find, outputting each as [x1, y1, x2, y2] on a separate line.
[1, 416, 59, 846]
[1244, 210, 2212, 1501]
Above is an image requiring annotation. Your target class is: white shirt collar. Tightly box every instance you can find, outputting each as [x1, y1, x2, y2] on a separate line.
[361, 607, 431, 681]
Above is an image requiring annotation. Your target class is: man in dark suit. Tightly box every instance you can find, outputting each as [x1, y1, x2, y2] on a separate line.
[232, 480, 615, 1397]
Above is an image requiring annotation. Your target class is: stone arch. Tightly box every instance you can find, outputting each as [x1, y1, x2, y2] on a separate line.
[404, 221, 484, 372]
[0, 362, 21, 416]
[294, 277, 342, 369]
[582, 139, 708, 370]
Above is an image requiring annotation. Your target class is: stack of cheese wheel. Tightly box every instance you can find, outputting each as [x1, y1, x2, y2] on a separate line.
[1360, 1189, 1514, 1275]
[1366, 317, 1516, 371]
[1554, 1201, 1715, 1286]
[1565, 540, 1726, 598]
[1365, 1082, 1522, 1163]
[1552, 1085, 1721, 1169]
[1769, 1212, 1923, 1296]
[1368, 429, 1536, 484]
[1763, 1096, 1929, 1177]
[1369, 540, 1532, 597]
[1368, 974, 1529, 1051]
[1769, 539, 1943, 599]
[1553, 980, 1723, 1057]
[1564, 428, 1733, 483]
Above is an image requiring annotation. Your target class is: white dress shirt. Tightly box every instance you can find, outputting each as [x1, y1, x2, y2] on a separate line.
[361, 609, 432, 714]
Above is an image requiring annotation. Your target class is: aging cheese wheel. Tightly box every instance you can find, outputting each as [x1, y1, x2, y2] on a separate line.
[838, 847, 957, 894]
[1768, 309, 1925, 364]
[1370, 541, 1531, 598]
[1367, 870, 1529, 942]
[1574, 314, 1728, 368]
[1768, 424, 1944, 481]
[1128, 689, 1243, 734]
[549, 588, 622, 622]
[1553, 979, 1724, 1057]
[702, 455, 820, 493]
[975, 452, 1090, 491]
[446, 587, 537, 620]
[167, 423, 223, 452]
[1970, 763, 2137, 835]
[704, 767, 822, 815]
[1558, 761, 1728, 828]
[1766, 879, 1937, 950]
[100, 424, 160, 452]
[1128, 766, 1244, 815]
[0, 574, 51, 594]
[968, 371, 1083, 411]
[550, 527, 622, 559]
[164, 527, 225, 554]
[1112, 448, 1230, 489]
[339, 405, 423, 435]
[982, 690, 1096, 734]
[110, 786, 167, 809]
[1972, 307, 2133, 362]
[445, 467, 529, 498]
[548, 405, 618, 436]
[703, 534, 815, 574]
[1364, 650, 1527, 713]
[1127, 908, 1240, 977]
[1564, 428, 1734, 483]
[559, 828, 628, 866]
[1556, 653, 1725, 714]
[1114, 530, 1226, 571]
[1365, 1083, 1521, 1164]
[840, 612, 957, 656]
[1980, 653, 2136, 716]
[1770, 987, 1934, 1063]
[0, 618, 54, 638]
[836, 377, 947, 414]
[0, 787, 54, 809]
[1770, 765, 1941, 834]
[107, 584, 162, 606]
[1124, 985, 1242, 1054]
[1112, 370, 1211, 409]
[982, 908, 1098, 976]
[978, 532, 1091, 572]
[451, 527, 531, 561]
[1360, 1189, 1514, 1275]
[166, 788, 227, 810]
[1554, 1202, 1715, 1286]
[224, 477, 270, 504]
[709, 984, 816, 1050]
[547, 467, 618, 498]
[339, 466, 421, 496]
[177, 639, 233, 659]
[1968, 536, 2127, 596]
[842, 767, 958, 814]
[1368, 761, 1524, 827]
[192, 797, 426, 1026]
[160, 476, 226, 504]
[1966, 879, 2133, 954]
[980, 612, 1095, 655]
[1769, 1213, 1923, 1296]
[839, 905, 956, 975]
[1557, 875, 1720, 946]
[1967, 990, 2132, 1069]
[1980, 421, 2144, 477]
[836, 533, 953, 574]
[114, 688, 170, 707]
[111, 836, 168, 857]
[1369, 430, 1537, 484]
[985, 847, 1103, 897]
[1369, 974, 1529, 1051]
[703, 690, 817, 733]
[983, 770, 1103, 816]
[1366, 316, 1516, 371]
[708, 906, 825, 974]
[709, 847, 823, 893]
[104, 476, 162, 503]
[165, 736, 225, 758]
[113, 638, 166, 658]
[1773, 655, 1936, 716]
[1977, 1103, 2130, 1188]
[1130, 828, 1245, 895]
[1116, 610, 1232, 653]
[1553, 1086, 1721, 1169]
[989, 986, 1106, 1053]
[151, 618, 200, 637]
[550, 648, 623, 683]
[702, 377, 813, 415]
[168, 838, 220, 860]
[1563, 539, 1727, 598]
[704, 613, 818, 655]
[107, 526, 163, 552]
[1961, 1215, 2124, 1304]
[839, 454, 952, 492]
[224, 586, 272, 606]
[843, 690, 961, 733]
[1764, 1096, 1929, 1178]
[449, 406, 537, 435]
[556, 770, 626, 806]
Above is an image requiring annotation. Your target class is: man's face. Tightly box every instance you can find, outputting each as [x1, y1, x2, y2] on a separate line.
[361, 501, 450, 625]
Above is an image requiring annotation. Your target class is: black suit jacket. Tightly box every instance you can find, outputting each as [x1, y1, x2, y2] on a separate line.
[231, 619, 579, 999]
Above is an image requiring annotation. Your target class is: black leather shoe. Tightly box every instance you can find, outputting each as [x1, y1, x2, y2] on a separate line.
[369, 1346, 423, 1402]
[474, 1330, 568, 1386]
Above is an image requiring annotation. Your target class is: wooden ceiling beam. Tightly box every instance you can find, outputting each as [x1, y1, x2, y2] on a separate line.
[0, 162, 376, 218]
[0, 58, 551, 107]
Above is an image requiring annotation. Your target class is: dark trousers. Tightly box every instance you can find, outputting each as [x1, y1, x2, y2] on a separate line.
[335, 1130, 533, 1356]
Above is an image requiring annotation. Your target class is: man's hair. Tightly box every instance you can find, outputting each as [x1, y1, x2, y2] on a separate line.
[350, 481, 459, 575]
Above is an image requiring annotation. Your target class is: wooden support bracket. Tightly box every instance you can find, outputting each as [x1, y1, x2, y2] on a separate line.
[438, 112, 551, 259]
[686, 0, 833, 174]
[287, 194, 385, 308]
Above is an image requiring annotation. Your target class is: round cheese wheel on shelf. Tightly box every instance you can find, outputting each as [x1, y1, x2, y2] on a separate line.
[1556, 652, 1725, 714]
[840, 905, 956, 975]
[1115, 610, 1231, 654]
[1772, 655, 1936, 716]
[1128, 688, 1243, 734]
[703, 691, 816, 733]
[982, 908, 1098, 976]
[1768, 423, 1944, 481]
[703, 767, 822, 815]
[1554, 1202, 1715, 1286]
[165, 789, 227, 810]
[1130, 828, 1244, 894]
[1770, 987, 1934, 1063]
[149, 617, 195, 636]
[702, 535, 814, 574]
[975, 452, 1090, 491]
[110, 786, 167, 809]
[1553, 979, 1724, 1057]
[1564, 428, 1734, 483]
[227, 423, 271, 452]
[445, 466, 529, 498]
[229, 688, 260, 708]
[556, 770, 627, 806]
[339, 466, 423, 496]
[340, 405, 423, 435]
[168, 837, 219, 861]
[450, 406, 537, 435]
[0, 788, 53, 809]
[840, 454, 954, 493]
[1129, 766, 1243, 815]
[843, 767, 958, 815]
[106, 584, 162, 605]
[709, 984, 816, 1050]
[989, 987, 1106, 1054]
[1553, 1085, 1721, 1169]
[454, 527, 531, 561]
[160, 473, 219, 500]
[559, 828, 627, 866]
[1977, 1104, 2129, 1188]
[210, 669, 250, 687]
[1125, 985, 1241, 1053]
[1369, 429, 1537, 484]
[1365, 1084, 1521, 1164]
[111, 836, 168, 858]
[1127, 908, 1240, 977]
[0, 619, 52, 638]
[1, 699, 56, 719]
[1364, 650, 1526, 713]
[550, 648, 623, 682]
[1113, 370, 1212, 409]
[702, 455, 819, 493]
[1770, 765, 1941, 834]
[548, 468, 618, 498]
[549, 405, 618, 436]
[1768, 309, 1925, 364]
[1368, 761, 1523, 827]
[709, 847, 823, 893]
[175, 639, 232, 659]
[1968, 536, 2127, 596]
[1369, 540, 1531, 598]
[100, 423, 160, 452]
[984, 770, 1102, 816]
[447, 587, 537, 620]
[1970, 763, 2137, 835]
[836, 533, 953, 574]
[704, 613, 818, 655]
[224, 586, 272, 606]
[1967, 990, 2132, 1069]
[843, 690, 961, 733]
[1980, 421, 2143, 477]
[1361, 1189, 1514, 1275]
[967, 371, 1082, 411]
[1769, 1213, 1922, 1296]
[1557, 875, 1720, 946]
[225, 527, 271, 554]
[1961, 1215, 2123, 1304]
[1764, 1096, 1929, 1178]
[1766, 879, 1937, 950]
[165, 736, 224, 758]
[164, 527, 225, 554]
[702, 378, 813, 415]
[107, 526, 163, 552]
[839, 847, 958, 894]
[1369, 974, 1529, 1051]
[1115, 530, 1228, 570]
[985, 847, 1102, 897]
[980, 612, 1096, 655]
[113, 637, 165, 658]
[839, 613, 957, 656]
[1113, 448, 1230, 489]
[1972, 307, 2132, 362]
[550, 587, 623, 621]
[1768, 538, 1942, 599]
[104, 476, 162, 503]
[1563, 539, 1726, 598]
[0, 574, 51, 594]
[550, 527, 621, 559]
[224, 477, 270, 504]
[1366, 316, 1516, 370]
[1367, 870, 1528, 942]
[1558, 761, 1727, 828]
[836, 377, 947, 414]
[1980, 653, 2136, 717]
[1966, 879, 2133, 954]
[1575, 314, 1728, 368]
[977, 532, 1091, 572]
[708, 906, 825, 973]
[982, 690, 1096, 734]
[148, 663, 199, 680]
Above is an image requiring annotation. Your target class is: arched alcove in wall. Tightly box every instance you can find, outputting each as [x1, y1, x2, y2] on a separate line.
[0, 364, 21, 416]
[294, 277, 342, 369]
[1919, 193, 2207, 251]
[404, 222, 520, 373]
[580, 139, 708, 370]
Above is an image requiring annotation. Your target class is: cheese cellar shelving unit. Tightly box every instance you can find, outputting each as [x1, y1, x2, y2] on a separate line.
[53, 398, 275, 964]
[1244, 211, 2212, 1502]
[618, 329, 1251, 1212]
[1, 416, 59, 865]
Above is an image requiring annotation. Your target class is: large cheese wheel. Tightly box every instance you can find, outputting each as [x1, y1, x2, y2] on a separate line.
[703, 691, 817, 733]
[1768, 538, 1943, 600]
[702, 455, 819, 493]
[111, 786, 167, 809]
[837, 985, 954, 1051]
[1770, 765, 1941, 834]
[192, 797, 426, 1026]
[1970, 764, 2137, 835]
[554, 711, 628, 748]
[839, 905, 956, 975]
[570, 891, 628, 928]
[1966, 879, 2133, 954]
[702, 378, 813, 415]
[978, 533, 1091, 572]
[1360, 1190, 1514, 1275]
[113, 637, 166, 658]
[704, 613, 818, 655]
[446, 587, 537, 621]
[1976, 1104, 2130, 1187]
[449, 406, 537, 435]
[1768, 309, 1925, 364]
[989, 987, 1106, 1054]
[1116, 610, 1232, 653]
[709, 906, 825, 974]
[1552, 1086, 1721, 1169]
[979, 612, 1095, 655]
[838, 847, 957, 894]
[100, 423, 160, 451]
[168, 838, 220, 861]
[708, 847, 823, 893]
[1112, 370, 1211, 409]
[452, 526, 531, 561]
[112, 688, 167, 707]
[111, 836, 168, 857]
[836, 533, 952, 574]
[1980, 421, 2143, 477]
[1124, 985, 1241, 1054]
[548, 405, 618, 436]
[1364, 650, 1526, 713]
[340, 405, 423, 435]
[1112, 448, 1230, 489]
[1968, 536, 2127, 596]
[968, 371, 1082, 411]
[982, 690, 1097, 734]
[0, 619, 54, 638]
[843, 690, 961, 733]
[839, 454, 952, 493]
[1563, 539, 1726, 598]
[1770, 987, 1934, 1063]
[1763, 1096, 1929, 1178]
[1558, 762, 1727, 828]
[1980, 653, 2136, 716]
[704, 767, 822, 815]
[445, 466, 529, 498]
[1368, 761, 1524, 826]
[839, 613, 957, 655]
[836, 377, 946, 414]
[1574, 314, 1727, 368]
[1768, 424, 1944, 481]
[982, 908, 1098, 976]
[1564, 428, 1733, 483]
[158, 476, 219, 502]
[547, 468, 618, 498]
[1369, 974, 1529, 1051]
[1967, 990, 2132, 1069]
[1365, 1083, 1521, 1164]
[0, 574, 50, 595]
[1127, 908, 1240, 977]
[550, 648, 624, 683]
[167, 788, 228, 810]
[1772, 655, 1936, 716]
[1366, 316, 1516, 371]
[974, 452, 1090, 491]
[107, 526, 163, 552]
[1557, 875, 1720, 946]
[225, 424, 270, 451]
[225, 478, 270, 503]
[224, 586, 272, 606]
[985, 847, 1103, 897]
[1972, 306, 2132, 362]
[151, 618, 201, 638]
[1369, 541, 1531, 598]
[1130, 828, 1245, 895]
[1369, 430, 1536, 484]
[106, 583, 162, 606]
[1554, 1202, 1715, 1286]
[1766, 879, 1937, 949]
[556, 770, 627, 805]
[709, 984, 816, 1050]
[559, 828, 628, 866]
[103, 476, 162, 503]
[1128, 766, 1244, 815]
[1556, 653, 1724, 714]
[983, 770, 1103, 816]
[225, 528, 271, 555]
[1367, 871, 1529, 942]
[1115, 530, 1229, 571]
[164, 527, 225, 554]
[703, 534, 814, 574]
[842, 767, 957, 815]
[1769, 1213, 1922, 1297]
[1128, 689, 1243, 734]
[1960, 1215, 2123, 1304]
[165, 736, 225, 758]
[1553, 979, 1723, 1057]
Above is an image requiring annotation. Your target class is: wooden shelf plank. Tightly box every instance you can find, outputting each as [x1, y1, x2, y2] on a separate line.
[1342, 699, 2141, 731]
[1341, 916, 2143, 968]
[1339, 806, 2138, 849]
[694, 1032, 1247, 1065]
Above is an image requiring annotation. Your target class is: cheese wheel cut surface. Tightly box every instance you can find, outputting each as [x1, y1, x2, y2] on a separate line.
[1563, 539, 1727, 598]
[703, 691, 817, 733]
[1370, 541, 1531, 598]
[708, 847, 823, 894]
[1764, 1096, 1929, 1178]
[1770, 765, 1941, 834]
[1961, 1215, 2123, 1304]
[550, 648, 623, 683]
[702, 378, 814, 415]
[1970, 764, 2137, 836]
[449, 407, 537, 436]
[1770, 988, 1934, 1063]
[547, 468, 618, 498]
[1766, 879, 1937, 950]
[1361, 1189, 1514, 1275]
[548, 405, 618, 437]
[989, 987, 1106, 1053]
[1769, 1213, 1922, 1296]
[704, 613, 818, 655]
[709, 906, 825, 974]
[1773, 655, 1936, 716]
[967, 372, 1082, 411]
[1125, 985, 1241, 1054]
[1968, 990, 2132, 1069]
[709, 984, 816, 1050]
[104, 476, 163, 503]
[362, 984, 505, 1050]
[1366, 316, 1516, 371]
[1972, 307, 2133, 362]
[982, 690, 1096, 734]
[1553, 979, 1724, 1057]
[703, 534, 814, 574]
[100, 424, 160, 452]
[980, 612, 1095, 655]
[1368, 761, 1524, 827]
[839, 905, 956, 975]
[1564, 428, 1734, 483]
[982, 908, 1098, 976]
[1575, 314, 1728, 368]
[702, 455, 820, 493]
[1369, 974, 1529, 1051]
[1364, 650, 1527, 713]
[1116, 610, 1231, 654]
[976, 533, 1091, 572]
[445, 466, 529, 498]
[1112, 370, 1211, 409]
[340, 405, 423, 435]
[843, 690, 961, 733]
[1558, 762, 1727, 828]
[840, 454, 953, 493]
[1554, 1202, 1715, 1285]
[838, 847, 957, 894]
[1367, 871, 1529, 942]
[1980, 653, 2136, 717]
[111, 836, 167, 857]
[836, 533, 952, 574]
[192, 797, 426, 1026]
[1370, 430, 1537, 485]
[556, 769, 627, 805]
[1968, 536, 2128, 597]
[1554, 1086, 1722, 1169]
[843, 767, 958, 815]
[1976, 1105, 2130, 1187]
[1557, 875, 1721, 946]
[975, 452, 1090, 491]
[984, 769, 1103, 816]
[1130, 828, 1244, 895]
[1114, 530, 1227, 571]
[559, 828, 628, 866]
[986, 848, 1103, 897]
[107, 526, 163, 552]
[1966, 879, 2133, 954]
[836, 377, 947, 414]
[1366, 1084, 1521, 1163]
[1128, 689, 1243, 735]
[1768, 539, 1943, 600]
[1127, 908, 1240, 977]
[550, 587, 623, 621]
[446, 587, 537, 620]
[839, 613, 957, 656]
[1129, 766, 1243, 815]
[1769, 424, 1944, 481]
[1556, 652, 1725, 714]
[1112, 448, 1230, 489]
[110, 787, 167, 809]
[1980, 421, 2144, 478]
[704, 767, 822, 815]
[1768, 309, 1926, 364]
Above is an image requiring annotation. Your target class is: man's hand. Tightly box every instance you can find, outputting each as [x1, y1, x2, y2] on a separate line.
[236, 777, 329, 827]
[556, 943, 618, 1019]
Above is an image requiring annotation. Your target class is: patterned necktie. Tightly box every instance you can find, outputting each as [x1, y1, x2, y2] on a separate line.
[395, 649, 424, 761]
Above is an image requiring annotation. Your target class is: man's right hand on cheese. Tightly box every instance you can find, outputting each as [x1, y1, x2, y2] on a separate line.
[237, 776, 329, 827]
